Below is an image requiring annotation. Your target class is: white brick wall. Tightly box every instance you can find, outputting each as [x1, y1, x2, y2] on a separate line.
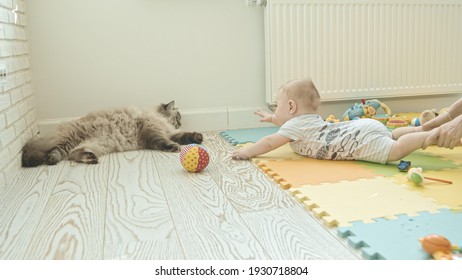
[0, 0, 38, 188]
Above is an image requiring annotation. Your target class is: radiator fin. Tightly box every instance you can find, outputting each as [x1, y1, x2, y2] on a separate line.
[264, 0, 462, 103]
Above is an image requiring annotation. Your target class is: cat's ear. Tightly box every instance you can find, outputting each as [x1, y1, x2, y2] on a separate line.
[164, 101, 175, 111]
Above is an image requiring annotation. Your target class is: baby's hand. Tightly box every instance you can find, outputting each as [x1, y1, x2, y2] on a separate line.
[255, 110, 273, 123]
[232, 148, 250, 160]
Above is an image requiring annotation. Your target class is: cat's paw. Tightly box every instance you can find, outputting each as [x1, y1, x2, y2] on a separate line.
[69, 148, 99, 164]
[162, 143, 181, 152]
[45, 150, 61, 165]
[191, 132, 203, 144]
[81, 151, 99, 164]
[45, 154, 59, 165]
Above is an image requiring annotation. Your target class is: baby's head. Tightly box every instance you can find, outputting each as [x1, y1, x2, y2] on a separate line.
[275, 78, 320, 119]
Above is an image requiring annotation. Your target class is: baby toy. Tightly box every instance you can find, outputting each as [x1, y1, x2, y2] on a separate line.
[410, 108, 450, 127]
[372, 114, 389, 125]
[406, 167, 452, 185]
[410, 109, 437, 127]
[420, 109, 438, 124]
[180, 144, 210, 172]
[325, 115, 340, 123]
[420, 234, 462, 260]
[386, 117, 408, 129]
[397, 160, 411, 171]
[410, 117, 421, 126]
[342, 99, 392, 121]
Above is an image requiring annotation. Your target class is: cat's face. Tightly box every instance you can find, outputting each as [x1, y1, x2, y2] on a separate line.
[158, 101, 181, 128]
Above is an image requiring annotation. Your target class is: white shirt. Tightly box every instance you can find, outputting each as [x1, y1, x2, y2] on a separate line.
[277, 114, 394, 163]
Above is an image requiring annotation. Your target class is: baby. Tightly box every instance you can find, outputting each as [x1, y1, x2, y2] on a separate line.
[232, 78, 437, 164]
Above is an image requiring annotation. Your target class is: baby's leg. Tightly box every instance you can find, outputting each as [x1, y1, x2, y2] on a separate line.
[391, 126, 422, 140]
[387, 129, 438, 162]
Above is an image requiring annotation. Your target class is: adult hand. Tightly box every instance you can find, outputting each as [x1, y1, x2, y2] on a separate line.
[423, 117, 462, 149]
[422, 111, 451, 131]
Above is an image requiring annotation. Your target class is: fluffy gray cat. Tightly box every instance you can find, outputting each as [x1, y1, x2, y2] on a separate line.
[22, 101, 203, 167]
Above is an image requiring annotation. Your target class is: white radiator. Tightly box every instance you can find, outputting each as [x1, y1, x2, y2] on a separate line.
[263, 0, 462, 104]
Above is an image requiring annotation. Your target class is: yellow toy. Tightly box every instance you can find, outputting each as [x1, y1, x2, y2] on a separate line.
[325, 115, 340, 123]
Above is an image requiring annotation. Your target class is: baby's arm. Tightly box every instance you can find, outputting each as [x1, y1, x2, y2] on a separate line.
[232, 133, 291, 160]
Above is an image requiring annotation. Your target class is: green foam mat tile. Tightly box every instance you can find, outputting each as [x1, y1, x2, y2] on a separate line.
[358, 151, 459, 176]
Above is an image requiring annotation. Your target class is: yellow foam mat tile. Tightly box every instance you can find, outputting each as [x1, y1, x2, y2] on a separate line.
[288, 177, 443, 227]
[236, 143, 304, 162]
[392, 169, 462, 210]
[419, 146, 462, 165]
[257, 158, 378, 189]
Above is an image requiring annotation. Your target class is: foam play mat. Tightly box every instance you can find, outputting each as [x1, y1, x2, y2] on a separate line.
[220, 126, 278, 145]
[237, 143, 304, 162]
[338, 209, 462, 260]
[221, 127, 462, 259]
[258, 158, 379, 188]
[289, 177, 442, 227]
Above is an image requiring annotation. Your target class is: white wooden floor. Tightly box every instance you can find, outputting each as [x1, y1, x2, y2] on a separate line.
[0, 132, 360, 260]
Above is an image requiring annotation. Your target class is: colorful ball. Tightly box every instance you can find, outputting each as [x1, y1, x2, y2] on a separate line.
[180, 144, 210, 172]
[411, 117, 421, 126]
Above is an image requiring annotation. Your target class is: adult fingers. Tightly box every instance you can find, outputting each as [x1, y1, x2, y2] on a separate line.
[440, 134, 453, 148]
[448, 138, 460, 149]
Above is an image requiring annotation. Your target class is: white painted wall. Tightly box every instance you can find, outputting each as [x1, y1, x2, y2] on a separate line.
[25, 0, 462, 133]
[25, 0, 267, 131]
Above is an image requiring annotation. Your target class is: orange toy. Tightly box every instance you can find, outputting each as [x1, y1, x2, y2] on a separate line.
[420, 234, 461, 260]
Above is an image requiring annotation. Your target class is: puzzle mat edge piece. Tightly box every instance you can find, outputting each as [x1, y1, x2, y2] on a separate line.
[257, 158, 382, 189]
[288, 177, 443, 227]
[337, 209, 462, 260]
[219, 127, 279, 146]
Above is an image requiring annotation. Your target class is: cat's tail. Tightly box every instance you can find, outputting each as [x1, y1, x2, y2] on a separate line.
[21, 135, 55, 167]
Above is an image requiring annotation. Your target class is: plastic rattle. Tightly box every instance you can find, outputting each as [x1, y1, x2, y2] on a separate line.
[407, 167, 452, 185]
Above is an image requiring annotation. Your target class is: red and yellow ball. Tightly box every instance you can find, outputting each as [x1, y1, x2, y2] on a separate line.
[180, 144, 210, 172]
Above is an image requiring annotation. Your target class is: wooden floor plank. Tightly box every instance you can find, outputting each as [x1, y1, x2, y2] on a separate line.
[0, 164, 65, 259]
[204, 132, 299, 213]
[104, 151, 183, 259]
[104, 239, 184, 260]
[1, 131, 360, 260]
[203, 132, 360, 259]
[23, 161, 107, 259]
[241, 208, 360, 259]
[154, 151, 270, 259]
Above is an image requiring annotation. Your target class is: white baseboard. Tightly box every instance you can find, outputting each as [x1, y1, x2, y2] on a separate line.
[37, 106, 271, 134]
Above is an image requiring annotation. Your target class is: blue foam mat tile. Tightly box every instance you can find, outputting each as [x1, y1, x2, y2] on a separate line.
[338, 209, 462, 260]
[220, 126, 279, 145]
